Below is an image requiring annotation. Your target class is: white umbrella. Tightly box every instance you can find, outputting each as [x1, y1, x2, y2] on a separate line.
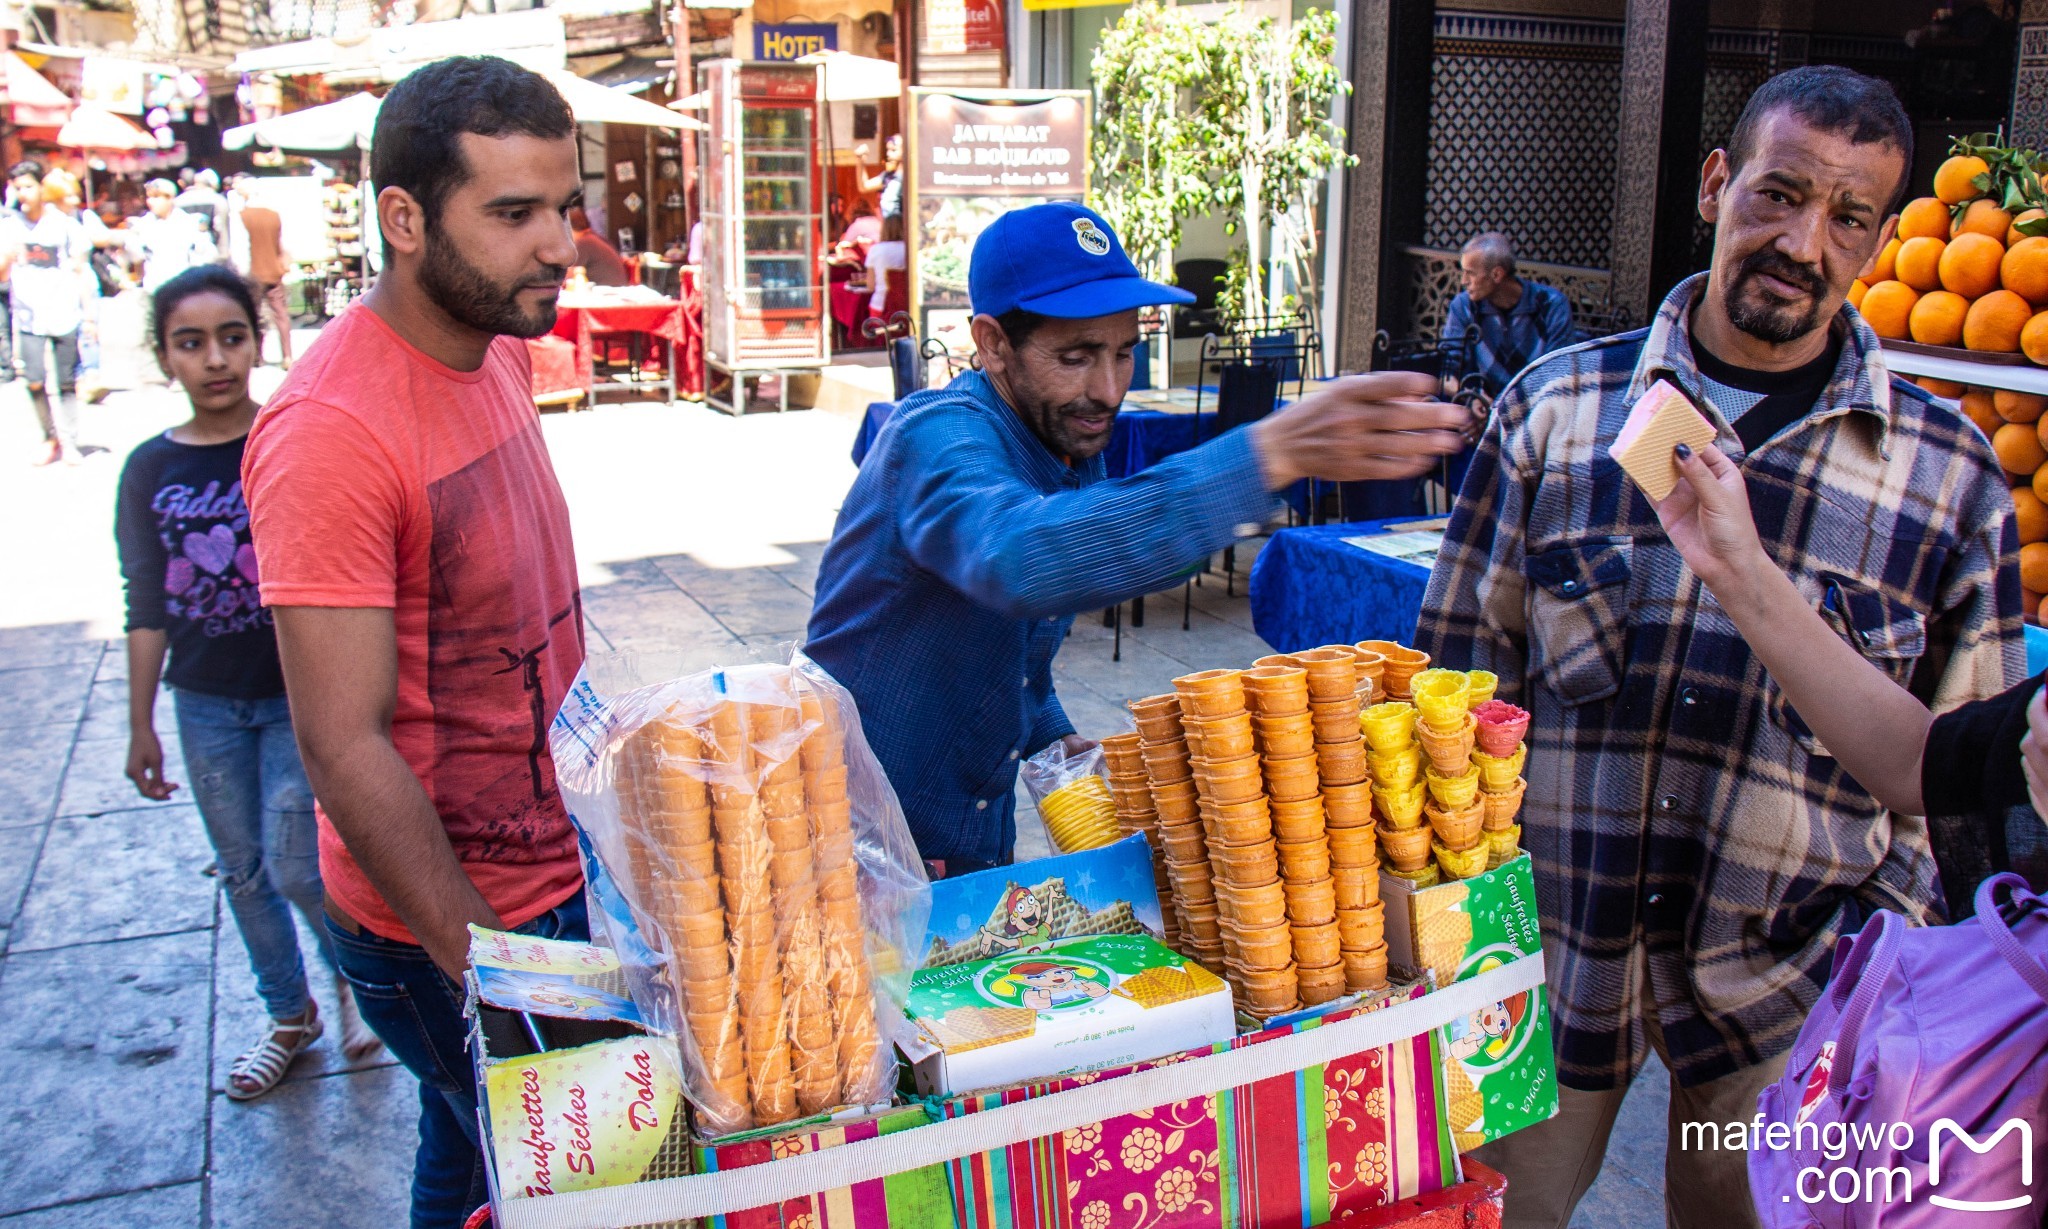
[57, 103, 161, 151]
[795, 50, 900, 102]
[542, 70, 705, 130]
[222, 91, 382, 152]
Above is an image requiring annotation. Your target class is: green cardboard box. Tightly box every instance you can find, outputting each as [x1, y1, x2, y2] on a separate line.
[902, 932, 1235, 1096]
[1380, 853, 1558, 1149]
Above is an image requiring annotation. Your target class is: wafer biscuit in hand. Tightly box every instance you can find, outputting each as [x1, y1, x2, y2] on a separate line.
[1608, 379, 1718, 502]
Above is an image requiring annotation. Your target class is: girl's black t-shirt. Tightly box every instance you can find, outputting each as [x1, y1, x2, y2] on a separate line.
[1922, 672, 2044, 815]
[114, 431, 285, 699]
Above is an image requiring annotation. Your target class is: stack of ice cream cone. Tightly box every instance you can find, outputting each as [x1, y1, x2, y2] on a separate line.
[1287, 647, 1381, 996]
[1175, 668, 1297, 1018]
[1358, 640, 1430, 702]
[1471, 700, 1530, 868]
[1242, 663, 1343, 1007]
[610, 674, 886, 1137]
[1100, 731, 1178, 946]
[1129, 692, 1224, 974]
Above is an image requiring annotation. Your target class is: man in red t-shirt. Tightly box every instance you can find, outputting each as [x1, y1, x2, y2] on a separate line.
[243, 57, 585, 1228]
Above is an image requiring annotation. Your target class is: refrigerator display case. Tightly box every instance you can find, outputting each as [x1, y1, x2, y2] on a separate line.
[701, 59, 829, 413]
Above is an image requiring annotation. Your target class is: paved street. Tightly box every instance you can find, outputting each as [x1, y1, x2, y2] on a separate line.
[0, 376, 1664, 1225]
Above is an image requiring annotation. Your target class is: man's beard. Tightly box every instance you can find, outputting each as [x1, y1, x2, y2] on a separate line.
[1725, 249, 1828, 344]
[1026, 396, 1120, 460]
[419, 226, 563, 339]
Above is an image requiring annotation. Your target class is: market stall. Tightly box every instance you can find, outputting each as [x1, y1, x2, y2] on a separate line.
[457, 645, 1553, 1227]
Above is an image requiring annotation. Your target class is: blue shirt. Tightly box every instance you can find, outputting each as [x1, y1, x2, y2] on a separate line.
[1441, 279, 1575, 396]
[805, 370, 1277, 863]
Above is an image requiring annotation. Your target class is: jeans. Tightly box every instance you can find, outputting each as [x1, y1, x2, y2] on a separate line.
[328, 890, 587, 1229]
[21, 329, 77, 450]
[174, 689, 335, 1020]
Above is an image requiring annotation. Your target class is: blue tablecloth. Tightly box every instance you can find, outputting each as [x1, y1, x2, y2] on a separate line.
[1248, 518, 1434, 653]
[853, 398, 1198, 479]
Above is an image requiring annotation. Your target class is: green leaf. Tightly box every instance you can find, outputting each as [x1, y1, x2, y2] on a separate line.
[1974, 171, 1995, 194]
[2018, 216, 2048, 238]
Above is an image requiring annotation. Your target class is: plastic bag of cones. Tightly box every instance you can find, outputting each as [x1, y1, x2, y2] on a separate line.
[551, 654, 932, 1139]
[1020, 739, 1123, 854]
[1359, 654, 1527, 888]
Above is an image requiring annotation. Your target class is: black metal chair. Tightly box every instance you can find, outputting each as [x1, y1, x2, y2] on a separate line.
[1171, 259, 1228, 341]
[860, 312, 921, 400]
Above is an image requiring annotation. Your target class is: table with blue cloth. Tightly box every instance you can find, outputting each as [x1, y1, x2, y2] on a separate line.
[1248, 517, 1438, 653]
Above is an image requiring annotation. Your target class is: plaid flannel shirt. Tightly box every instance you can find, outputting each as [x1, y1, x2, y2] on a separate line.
[1415, 273, 2023, 1091]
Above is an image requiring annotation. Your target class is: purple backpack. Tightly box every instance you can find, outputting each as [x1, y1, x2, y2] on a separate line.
[1750, 873, 2048, 1226]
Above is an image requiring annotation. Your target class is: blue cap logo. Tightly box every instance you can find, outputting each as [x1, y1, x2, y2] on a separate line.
[1073, 218, 1111, 257]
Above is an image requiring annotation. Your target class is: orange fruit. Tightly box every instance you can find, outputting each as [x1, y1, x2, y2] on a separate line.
[2010, 208, 2047, 247]
[1910, 290, 1970, 346]
[2002, 237, 2048, 306]
[1998, 390, 2047, 423]
[1918, 376, 1968, 398]
[2034, 461, 2048, 501]
[1935, 155, 1990, 205]
[2022, 542, 2048, 592]
[1940, 231, 2005, 298]
[1996, 421, 2048, 475]
[2025, 311, 2048, 364]
[1872, 237, 1902, 283]
[1964, 388, 2003, 436]
[1965, 289, 2033, 352]
[1896, 236, 1947, 291]
[2039, 592, 2048, 625]
[1848, 278, 1869, 309]
[2030, 588, 2045, 623]
[1858, 280, 1918, 338]
[1899, 196, 1954, 240]
[1954, 198, 2015, 242]
[2015, 488, 2048, 544]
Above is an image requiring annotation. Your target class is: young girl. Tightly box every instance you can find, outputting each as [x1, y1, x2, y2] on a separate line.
[115, 264, 377, 1100]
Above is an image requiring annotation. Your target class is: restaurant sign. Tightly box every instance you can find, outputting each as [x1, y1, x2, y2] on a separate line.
[913, 91, 1086, 197]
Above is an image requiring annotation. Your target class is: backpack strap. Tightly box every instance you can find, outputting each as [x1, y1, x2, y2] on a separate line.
[1973, 872, 2048, 1007]
[1828, 911, 1900, 1096]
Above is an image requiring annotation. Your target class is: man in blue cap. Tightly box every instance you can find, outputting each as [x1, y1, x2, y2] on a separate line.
[806, 203, 1468, 874]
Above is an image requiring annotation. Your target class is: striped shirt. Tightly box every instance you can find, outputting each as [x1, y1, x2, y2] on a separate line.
[1414, 274, 2023, 1090]
[806, 370, 1277, 863]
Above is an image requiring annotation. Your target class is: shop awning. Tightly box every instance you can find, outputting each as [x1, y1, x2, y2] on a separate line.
[57, 103, 161, 150]
[796, 50, 900, 102]
[223, 72, 703, 152]
[227, 10, 568, 84]
[2, 52, 73, 126]
[222, 90, 381, 152]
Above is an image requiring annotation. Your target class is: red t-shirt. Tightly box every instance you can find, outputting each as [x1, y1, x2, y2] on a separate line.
[243, 303, 585, 943]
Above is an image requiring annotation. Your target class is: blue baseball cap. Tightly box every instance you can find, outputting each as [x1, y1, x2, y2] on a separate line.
[969, 202, 1196, 319]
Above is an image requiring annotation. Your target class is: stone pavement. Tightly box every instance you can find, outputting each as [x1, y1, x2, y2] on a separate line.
[0, 377, 1665, 1226]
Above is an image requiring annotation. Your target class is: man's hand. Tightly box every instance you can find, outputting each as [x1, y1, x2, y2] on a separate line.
[1248, 372, 1469, 488]
[125, 729, 178, 801]
[2024, 686, 2048, 820]
[1059, 734, 1098, 758]
[1649, 442, 1767, 596]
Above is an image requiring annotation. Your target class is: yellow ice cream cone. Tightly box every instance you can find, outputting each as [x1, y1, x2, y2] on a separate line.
[1485, 825, 1521, 868]
[1434, 839, 1491, 880]
[1413, 672, 1472, 734]
[1385, 863, 1440, 888]
[1372, 780, 1427, 828]
[1361, 702, 1418, 753]
[1465, 671, 1498, 708]
[1471, 745, 1527, 792]
[1368, 744, 1423, 791]
[1424, 763, 1482, 810]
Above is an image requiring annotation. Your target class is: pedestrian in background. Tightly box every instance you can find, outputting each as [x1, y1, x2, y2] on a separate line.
[229, 175, 294, 368]
[1, 159, 97, 465]
[117, 265, 378, 1101]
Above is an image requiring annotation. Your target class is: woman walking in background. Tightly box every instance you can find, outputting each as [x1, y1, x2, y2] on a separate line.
[114, 265, 377, 1100]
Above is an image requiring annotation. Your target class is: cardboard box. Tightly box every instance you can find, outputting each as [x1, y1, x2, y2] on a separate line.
[904, 932, 1236, 1095]
[1380, 855, 1559, 1149]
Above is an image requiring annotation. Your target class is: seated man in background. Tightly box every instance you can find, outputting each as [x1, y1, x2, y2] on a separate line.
[1442, 231, 1576, 400]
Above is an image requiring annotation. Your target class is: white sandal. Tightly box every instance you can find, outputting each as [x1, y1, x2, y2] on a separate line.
[335, 979, 382, 1060]
[226, 1005, 324, 1101]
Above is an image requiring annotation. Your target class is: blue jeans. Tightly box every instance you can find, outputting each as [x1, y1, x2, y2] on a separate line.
[327, 891, 587, 1229]
[174, 688, 335, 1019]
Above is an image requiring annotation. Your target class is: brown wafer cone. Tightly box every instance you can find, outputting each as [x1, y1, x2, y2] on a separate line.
[1417, 712, 1476, 776]
[798, 687, 846, 773]
[709, 701, 751, 773]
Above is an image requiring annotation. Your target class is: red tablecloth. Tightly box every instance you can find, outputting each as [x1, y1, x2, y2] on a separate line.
[526, 334, 582, 397]
[545, 286, 706, 401]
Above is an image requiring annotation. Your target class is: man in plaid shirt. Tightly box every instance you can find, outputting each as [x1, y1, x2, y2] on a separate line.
[1415, 67, 2022, 1227]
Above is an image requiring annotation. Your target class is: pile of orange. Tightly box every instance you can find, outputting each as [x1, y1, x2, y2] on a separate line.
[1853, 153, 2048, 361]
[1916, 374, 2048, 622]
